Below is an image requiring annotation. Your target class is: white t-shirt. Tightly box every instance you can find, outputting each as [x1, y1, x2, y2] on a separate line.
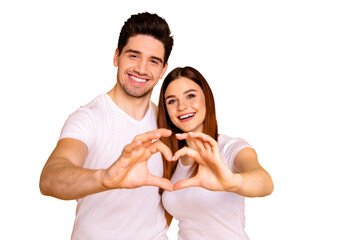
[60, 94, 167, 240]
[162, 134, 252, 240]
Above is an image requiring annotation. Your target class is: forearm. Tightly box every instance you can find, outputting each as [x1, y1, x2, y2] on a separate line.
[229, 168, 274, 197]
[39, 157, 108, 200]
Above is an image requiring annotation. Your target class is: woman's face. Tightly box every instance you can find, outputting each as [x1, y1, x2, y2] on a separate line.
[164, 77, 206, 133]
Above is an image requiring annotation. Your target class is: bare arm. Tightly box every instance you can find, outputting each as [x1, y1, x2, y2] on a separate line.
[39, 138, 106, 200]
[39, 129, 174, 200]
[231, 147, 274, 197]
[172, 132, 273, 197]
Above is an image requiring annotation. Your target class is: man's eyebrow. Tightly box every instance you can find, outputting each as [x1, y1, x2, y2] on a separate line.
[124, 49, 141, 55]
[124, 49, 163, 64]
[151, 56, 163, 64]
[164, 89, 198, 100]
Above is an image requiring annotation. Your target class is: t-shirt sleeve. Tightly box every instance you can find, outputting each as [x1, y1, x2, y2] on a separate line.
[219, 135, 253, 172]
[59, 108, 95, 149]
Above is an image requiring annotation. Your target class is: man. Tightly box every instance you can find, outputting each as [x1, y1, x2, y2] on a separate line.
[40, 12, 174, 240]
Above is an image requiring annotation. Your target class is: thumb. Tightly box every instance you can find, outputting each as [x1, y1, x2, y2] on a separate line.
[173, 177, 199, 190]
[146, 174, 174, 192]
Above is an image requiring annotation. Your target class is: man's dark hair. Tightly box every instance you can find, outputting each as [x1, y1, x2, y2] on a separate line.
[117, 12, 174, 65]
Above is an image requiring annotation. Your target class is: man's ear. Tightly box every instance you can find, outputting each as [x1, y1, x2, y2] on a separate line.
[113, 48, 119, 67]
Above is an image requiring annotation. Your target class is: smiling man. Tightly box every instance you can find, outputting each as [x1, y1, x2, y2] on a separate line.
[39, 12, 174, 240]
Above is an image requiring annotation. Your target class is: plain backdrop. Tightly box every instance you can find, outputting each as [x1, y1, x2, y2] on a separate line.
[1, 0, 359, 239]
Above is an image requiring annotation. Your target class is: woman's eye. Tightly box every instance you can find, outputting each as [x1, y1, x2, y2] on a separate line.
[187, 94, 196, 99]
[167, 99, 175, 104]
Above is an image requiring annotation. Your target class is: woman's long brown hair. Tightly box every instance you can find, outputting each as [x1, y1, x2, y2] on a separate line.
[157, 66, 218, 187]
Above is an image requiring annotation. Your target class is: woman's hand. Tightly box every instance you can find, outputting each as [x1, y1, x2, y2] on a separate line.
[172, 132, 240, 192]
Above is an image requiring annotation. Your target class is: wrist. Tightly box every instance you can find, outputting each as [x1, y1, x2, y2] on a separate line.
[99, 169, 115, 190]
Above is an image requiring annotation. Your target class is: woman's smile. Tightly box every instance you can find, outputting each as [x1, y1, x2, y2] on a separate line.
[164, 77, 206, 133]
[178, 112, 196, 122]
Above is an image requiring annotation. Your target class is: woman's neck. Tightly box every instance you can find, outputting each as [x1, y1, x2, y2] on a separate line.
[180, 140, 197, 166]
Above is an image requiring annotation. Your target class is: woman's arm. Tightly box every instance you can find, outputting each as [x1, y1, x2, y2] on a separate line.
[172, 132, 273, 197]
[231, 147, 273, 197]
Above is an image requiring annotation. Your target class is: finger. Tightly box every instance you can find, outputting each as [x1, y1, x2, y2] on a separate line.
[172, 147, 203, 164]
[173, 177, 199, 190]
[175, 133, 189, 140]
[148, 140, 173, 161]
[188, 132, 212, 142]
[133, 129, 172, 143]
[188, 132, 218, 151]
[176, 133, 208, 151]
[146, 175, 174, 192]
[122, 140, 142, 154]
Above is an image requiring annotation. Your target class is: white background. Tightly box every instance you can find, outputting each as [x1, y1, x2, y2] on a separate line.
[1, 0, 359, 239]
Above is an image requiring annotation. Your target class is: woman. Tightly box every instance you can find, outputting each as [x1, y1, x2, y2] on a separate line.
[158, 66, 274, 240]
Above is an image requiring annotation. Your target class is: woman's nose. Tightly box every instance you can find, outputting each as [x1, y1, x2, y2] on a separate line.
[177, 99, 189, 111]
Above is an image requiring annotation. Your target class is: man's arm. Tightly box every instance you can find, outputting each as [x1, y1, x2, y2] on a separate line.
[39, 129, 174, 200]
[39, 138, 107, 200]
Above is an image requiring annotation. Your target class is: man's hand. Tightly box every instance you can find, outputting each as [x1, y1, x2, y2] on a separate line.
[102, 128, 175, 191]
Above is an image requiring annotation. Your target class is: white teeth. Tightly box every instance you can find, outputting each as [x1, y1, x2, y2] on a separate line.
[130, 75, 146, 83]
[179, 113, 195, 120]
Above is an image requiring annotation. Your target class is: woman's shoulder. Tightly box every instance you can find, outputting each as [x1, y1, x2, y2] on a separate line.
[218, 134, 253, 154]
[218, 134, 254, 170]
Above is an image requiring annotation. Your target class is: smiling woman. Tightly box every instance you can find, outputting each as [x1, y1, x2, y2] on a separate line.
[164, 77, 206, 133]
[157, 66, 273, 240]
[158, 67, 218, 179]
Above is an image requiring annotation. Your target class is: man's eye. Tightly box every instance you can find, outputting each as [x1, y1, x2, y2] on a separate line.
[151, 59, 160, 65]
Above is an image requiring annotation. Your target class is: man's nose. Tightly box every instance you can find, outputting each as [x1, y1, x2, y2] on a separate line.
[134, 59, 148, 75]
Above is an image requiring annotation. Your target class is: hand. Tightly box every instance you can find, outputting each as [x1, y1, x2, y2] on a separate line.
[102, 128, 175, 191]
[172, 132, 239, 192]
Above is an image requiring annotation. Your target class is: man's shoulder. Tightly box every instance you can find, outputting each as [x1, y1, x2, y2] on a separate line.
[80, 94, 107, 110]
[66, 94, 107, 122]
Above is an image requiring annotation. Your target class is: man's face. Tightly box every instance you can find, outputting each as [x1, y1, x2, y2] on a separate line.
[114, 35, 168, 98]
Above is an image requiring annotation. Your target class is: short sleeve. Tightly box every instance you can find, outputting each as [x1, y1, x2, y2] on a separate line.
[59, 107, 95, 149]
[218, 134, 253, 172]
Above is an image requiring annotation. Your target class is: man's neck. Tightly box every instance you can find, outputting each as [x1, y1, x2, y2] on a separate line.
[107, 84, 152, 121]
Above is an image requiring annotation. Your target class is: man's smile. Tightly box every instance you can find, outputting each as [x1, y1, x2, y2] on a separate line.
[128, 74, 149, 85]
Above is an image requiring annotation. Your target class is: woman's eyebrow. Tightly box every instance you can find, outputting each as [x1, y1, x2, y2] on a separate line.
[184, 89, 197, 94]
[165, 95, 175, 101]
[165, 89, 198, 101]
